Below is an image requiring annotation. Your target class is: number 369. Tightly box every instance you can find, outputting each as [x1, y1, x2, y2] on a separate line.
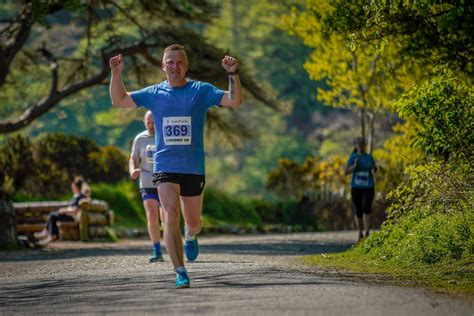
[165, 125, 188, 136]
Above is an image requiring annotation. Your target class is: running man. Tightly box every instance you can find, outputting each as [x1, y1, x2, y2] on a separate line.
[109, 44, 242, 288]
[130, 111, 165, 262]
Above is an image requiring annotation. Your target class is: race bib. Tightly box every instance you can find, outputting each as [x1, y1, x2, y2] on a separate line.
[163, 117, 192, 145]
[145, 144, 155, 164]
[354, 171, 369, 186]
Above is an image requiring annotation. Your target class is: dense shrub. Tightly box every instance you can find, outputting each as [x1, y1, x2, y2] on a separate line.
[357, 202, 473, 265]
[0, 132, 128, 199]
[203, 187, 318, 230]
[0, 135, 35, 199]
[203, 187, 261, 226]
[90, 145, 128, 183]
[396, 68, 473, 161]
[91, 181, 146, 228]
[249, 198, 315, 227]
[355, 71, 473, 266]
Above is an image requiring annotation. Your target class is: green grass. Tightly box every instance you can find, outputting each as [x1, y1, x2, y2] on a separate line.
[300, 209, 474, 294]
[301, 249, 473, 293]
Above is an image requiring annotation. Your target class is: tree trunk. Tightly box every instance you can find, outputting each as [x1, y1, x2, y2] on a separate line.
[360, 107, 366, 140]
[0, 200, 17, 248]
[367, 111, 375, 154]
[231, 0, 238, 51]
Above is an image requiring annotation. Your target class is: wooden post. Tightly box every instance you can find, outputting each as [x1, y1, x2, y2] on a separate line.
[79, 209, 89, 241]
[0, 199, 17, 248]
[78, 198, 91, 241]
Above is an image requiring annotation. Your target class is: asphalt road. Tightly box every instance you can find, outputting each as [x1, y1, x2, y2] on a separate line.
[0, 231, 472, 315]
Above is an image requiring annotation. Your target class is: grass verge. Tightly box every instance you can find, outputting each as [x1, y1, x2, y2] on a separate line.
[301, 249, 473, 294]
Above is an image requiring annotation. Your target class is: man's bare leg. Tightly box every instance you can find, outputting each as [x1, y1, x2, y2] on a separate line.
[181, 195, 203, 238]
[158, 183, 183, 268]
[181, 195, 203, 261]
[143, 199, 161, 243]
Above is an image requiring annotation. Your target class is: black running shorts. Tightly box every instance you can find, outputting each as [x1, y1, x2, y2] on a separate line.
[152, 173, 205, 197]
[351, 187, 375, 219]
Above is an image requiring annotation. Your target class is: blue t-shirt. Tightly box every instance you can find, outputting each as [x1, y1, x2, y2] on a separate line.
[130, 80, 225, 175]
[347, 153, 376, 188]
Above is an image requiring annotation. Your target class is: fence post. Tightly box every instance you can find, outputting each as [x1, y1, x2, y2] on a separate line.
[0, 199, 17, 248]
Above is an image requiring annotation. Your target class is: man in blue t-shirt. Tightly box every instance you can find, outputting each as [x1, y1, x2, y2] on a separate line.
[109, 44, 242, 289]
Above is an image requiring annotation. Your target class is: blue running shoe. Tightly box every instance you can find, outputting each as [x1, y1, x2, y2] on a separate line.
[184, 237, 199, 262]
[149, 250, 164, 263]
[175, 271, 190, 288]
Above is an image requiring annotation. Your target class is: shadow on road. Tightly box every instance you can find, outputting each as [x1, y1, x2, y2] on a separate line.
[0, 267, 343, 312]
[200, 240, 352, 256]
[0, 237, 354, 262]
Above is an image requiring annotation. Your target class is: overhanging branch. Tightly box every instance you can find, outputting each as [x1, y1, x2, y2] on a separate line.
[0, 27, 280, 134]
[0, 42, 153, 133]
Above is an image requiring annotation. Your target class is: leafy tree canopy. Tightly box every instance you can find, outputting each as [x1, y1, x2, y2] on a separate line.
[0, 0, 277, 134]
[338, 0, 473, 77]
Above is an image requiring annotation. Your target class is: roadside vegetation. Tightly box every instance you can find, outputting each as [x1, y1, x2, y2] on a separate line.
[283, 0, 473, 293]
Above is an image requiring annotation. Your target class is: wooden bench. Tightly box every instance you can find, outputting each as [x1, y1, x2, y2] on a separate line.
[13, 199, 114, 241]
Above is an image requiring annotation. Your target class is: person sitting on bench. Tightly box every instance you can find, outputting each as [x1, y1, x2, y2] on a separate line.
[34, 175, 88, 245]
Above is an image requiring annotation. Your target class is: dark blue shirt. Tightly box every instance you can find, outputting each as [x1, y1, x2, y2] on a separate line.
[347, 153, 376, 188]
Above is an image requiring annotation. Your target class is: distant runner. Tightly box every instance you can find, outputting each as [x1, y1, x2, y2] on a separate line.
[109, 44, 242, 288]
[345, 137, 377, 241]
[130, 111, 165, 262]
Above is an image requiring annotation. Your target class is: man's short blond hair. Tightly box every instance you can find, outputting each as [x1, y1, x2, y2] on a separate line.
[163, 44, 188, 64]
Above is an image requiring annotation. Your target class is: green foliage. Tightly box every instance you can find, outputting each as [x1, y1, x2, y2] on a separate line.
[282, 0, 419, 149]
[353, 72, 473, 267]
[304, 158, 473, 291]
[203, 187, 315, 229]
[359, 1, 474, 76]
[1, 133, 128, 199]
[205, 104, 314, 198]
[31, 0, 85, 22]
[85, 183, 316, 231]
[372, 123, 424, 196]
[203, 187, 260, 226]
[204, 0, 324, 135]
[357, 203, 473, 265]
[90, 145, 128, 183]
[298, 0, 473, 293]
[266, 155, 348, 201]
[386, 158, 472, 223]
[32, 133, 128, 196]
[395, 69, 474, 161]
[34, 133, 101, 190]
[0, 135, 34, 199]
[91, 181, 145, 228]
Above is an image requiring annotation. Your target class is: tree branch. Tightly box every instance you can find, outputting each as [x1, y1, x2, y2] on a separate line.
[0, 3, 34, 86]
[0, 43, 151, 133]
[0, 26, 280, 133]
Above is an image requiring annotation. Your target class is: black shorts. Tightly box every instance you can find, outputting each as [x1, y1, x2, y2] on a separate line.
[351, 187, 375, 219]
[152, 173, 205, 197]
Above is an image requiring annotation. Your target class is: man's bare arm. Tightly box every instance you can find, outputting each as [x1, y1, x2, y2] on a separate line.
[109, 54, 137, 108]
[220, 55, 242, 108]
[129, 157, 140, 180]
